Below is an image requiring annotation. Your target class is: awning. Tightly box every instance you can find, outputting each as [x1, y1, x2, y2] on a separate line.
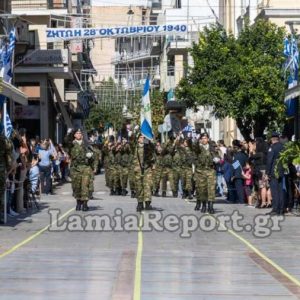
[0, 81, 28, 105]
[284, 84, 300, 102]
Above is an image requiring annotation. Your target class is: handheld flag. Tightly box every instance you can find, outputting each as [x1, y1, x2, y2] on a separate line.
[140, 76, 153, 140]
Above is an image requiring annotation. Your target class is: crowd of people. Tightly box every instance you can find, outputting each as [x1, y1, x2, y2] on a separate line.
[0, 127, 74, 222]
[1, 123, 300, 223]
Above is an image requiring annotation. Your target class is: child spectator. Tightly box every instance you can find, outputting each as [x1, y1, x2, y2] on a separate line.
[243, 160, 254, 207]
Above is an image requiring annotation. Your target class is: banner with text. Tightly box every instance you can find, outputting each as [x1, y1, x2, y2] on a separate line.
[46, 24, 187, 42]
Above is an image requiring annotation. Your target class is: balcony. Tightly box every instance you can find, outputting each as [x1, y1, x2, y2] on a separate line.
[112, 49, 154, 64]
[166, 36, 190, 55]
[14, 49, 73, 79]
[12, 0, 68, 14]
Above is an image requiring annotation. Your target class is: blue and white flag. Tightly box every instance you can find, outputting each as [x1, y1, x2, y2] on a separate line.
[4, 110, 13, 137]
[140, 76, 153, 140]
[232, 160, 241, 170]
[284, 35, 299, 117]
[0, 28, 16, 137]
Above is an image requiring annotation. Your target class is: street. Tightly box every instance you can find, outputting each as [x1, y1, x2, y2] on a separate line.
[1, 174, 300, 300]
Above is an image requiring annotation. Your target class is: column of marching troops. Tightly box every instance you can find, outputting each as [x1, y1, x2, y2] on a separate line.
[65, 128, 221, 214]
[0, 127, 221, 216]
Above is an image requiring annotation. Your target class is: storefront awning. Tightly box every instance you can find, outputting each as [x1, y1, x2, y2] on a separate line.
[0, 81, 28, 105]
[284, 84, 300, 102]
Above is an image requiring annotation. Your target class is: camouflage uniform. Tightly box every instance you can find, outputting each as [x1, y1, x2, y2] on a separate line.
[120, 142, 131, 195]
[161, 141, 175, 196]
[181, 144, 194, 198]
[193, 141, 220, 213]
[128, 151, 136, 197]
[172, 142, 183, 197]
[113, 145, 122, 195]
[102, 143, 110, 187]
[152, 151, 163, 195]
[0, 133, 13, 222]
[70, 140, 93, 206]
[133, 137, 155, 211]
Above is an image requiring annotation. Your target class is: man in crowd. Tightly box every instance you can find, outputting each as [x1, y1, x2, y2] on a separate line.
[266, 132, 285, 215]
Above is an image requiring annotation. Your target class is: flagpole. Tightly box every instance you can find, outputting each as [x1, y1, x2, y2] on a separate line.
[3, 99, 7, 224]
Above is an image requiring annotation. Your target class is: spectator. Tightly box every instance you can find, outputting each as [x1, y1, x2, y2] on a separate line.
[29, 154, 40, 195]
[243, 160, 254, 207]
[232, 140, 248, 204]
[223, 151, 236, 202]
[38, 139, 56, 195]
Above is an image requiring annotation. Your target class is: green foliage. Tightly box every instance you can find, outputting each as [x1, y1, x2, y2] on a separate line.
[275, 141, 300, 177]
[176, 20, 287, 140]
[84, 104, 123, 132]
[150, 89, 166, 136]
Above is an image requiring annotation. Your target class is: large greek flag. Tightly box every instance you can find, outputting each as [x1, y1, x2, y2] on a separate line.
[0, 28, 15, 137]
[284, 36, 299, 117]
[140, 76, 153, 140]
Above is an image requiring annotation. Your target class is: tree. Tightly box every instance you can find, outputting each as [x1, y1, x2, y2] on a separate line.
[150, 89, 165, 136]
[176, 20, 287, 140]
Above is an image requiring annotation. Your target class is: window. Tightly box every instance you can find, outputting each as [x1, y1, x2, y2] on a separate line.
[28, 31, 36, 49]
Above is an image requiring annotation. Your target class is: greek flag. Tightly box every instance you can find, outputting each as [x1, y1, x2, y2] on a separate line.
[0, 29, 16, 137]
[284, 35, 299, 117]
[140, 76, 153, 140]
[232, 160, 241, 170]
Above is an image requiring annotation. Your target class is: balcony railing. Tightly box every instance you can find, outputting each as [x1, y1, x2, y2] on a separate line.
[112, 49, 152, 64]
[12, 0, 68, 10]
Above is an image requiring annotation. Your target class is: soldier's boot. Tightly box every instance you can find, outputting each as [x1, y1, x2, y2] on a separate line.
[201, 201, 207, 213]
[117, 188, 122, 196]
[194, 200, 201, 211]
[122, 189, 128, 196]
[82, 201, 89, 212]
[131, 190, 136, 198]
[110, 189, 115, 195]
[208, 201, 215, 214]
[188, 191, 193, 200]
[136, 202, 144, 212]
[173, 191, 178, 198]
[154, 188, 159, 197]
[76, 200, 82, 211]
[182, 190, 187, 199]
[162, 191, 167, 197]
[145, 201, 154, 210]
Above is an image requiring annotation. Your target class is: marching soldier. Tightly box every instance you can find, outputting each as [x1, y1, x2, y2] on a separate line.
[181, 138, 194, 199]
[70, 128, 94, 211]
[120, 138, 131, 196]
[152, 141, 164, 196]
[193, 133, 220, 213]
[161, 136, 176, 197]
[172, 136, 184, 198]
[133, 133, 155, 212]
